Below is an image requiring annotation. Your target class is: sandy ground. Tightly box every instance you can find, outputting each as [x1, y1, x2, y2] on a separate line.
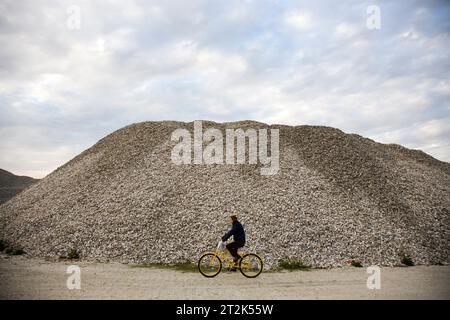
[0, 254, 449, 299]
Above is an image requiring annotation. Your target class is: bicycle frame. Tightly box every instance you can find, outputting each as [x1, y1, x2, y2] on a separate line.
[208, 249, 252, 269]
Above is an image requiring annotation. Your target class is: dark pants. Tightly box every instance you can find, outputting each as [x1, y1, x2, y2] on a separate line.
[226, 241, 245, 262]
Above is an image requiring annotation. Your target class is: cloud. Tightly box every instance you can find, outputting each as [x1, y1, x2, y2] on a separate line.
[284, 10, 314, 31]
[0, 0, 449, 178]
[335, 22, 360, 38]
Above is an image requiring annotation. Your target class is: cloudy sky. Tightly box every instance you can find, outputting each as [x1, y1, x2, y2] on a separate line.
[0, 0, 449, 178]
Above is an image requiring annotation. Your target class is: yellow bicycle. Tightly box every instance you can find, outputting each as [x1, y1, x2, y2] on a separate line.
[198, 242, 263, 278]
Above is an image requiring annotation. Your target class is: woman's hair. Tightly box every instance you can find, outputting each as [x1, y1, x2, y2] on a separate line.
[230, 215, 238, 222]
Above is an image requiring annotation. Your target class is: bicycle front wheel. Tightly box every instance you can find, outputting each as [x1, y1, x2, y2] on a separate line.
[198, 253, 222, 278]
[239, 253, 263, 278]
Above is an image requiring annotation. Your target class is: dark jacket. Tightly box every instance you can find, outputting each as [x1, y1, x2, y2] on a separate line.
[222, 221, 246, 243]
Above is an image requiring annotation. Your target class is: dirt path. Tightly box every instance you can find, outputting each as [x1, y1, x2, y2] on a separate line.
[0, 255, 449, 299]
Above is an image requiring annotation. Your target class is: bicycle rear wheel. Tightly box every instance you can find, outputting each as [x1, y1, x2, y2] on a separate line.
[198, 253, 222, 277]
[239, 253, 263, 278]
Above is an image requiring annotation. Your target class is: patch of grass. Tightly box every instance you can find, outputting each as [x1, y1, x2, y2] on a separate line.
[401, 255, 414, 266]
[131, 261, 198, 273]
[350, 260, 363, 268]
[11, 248, 25, 255]
[278, 259, 311, 271]
[4, 246, 26, 255]
[1, 241, 21, 255]
[59, 249, 80, 260]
